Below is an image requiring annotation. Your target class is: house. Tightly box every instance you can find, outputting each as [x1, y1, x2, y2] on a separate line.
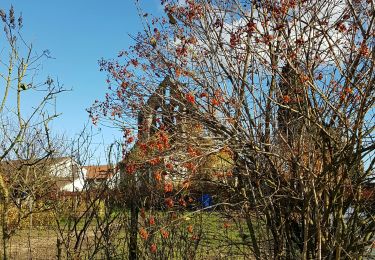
[0, 156, 125, 202]
[40, 158, 120, 191]
[0, 156, 85, 199]
[49, 157, 85, 192]
[53, 161, 121, 192]
[52, 161, 121, 191]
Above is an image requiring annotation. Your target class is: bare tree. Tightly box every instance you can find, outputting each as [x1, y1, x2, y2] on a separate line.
[90, 0, 374, 259]
[0, 5, 65, 259]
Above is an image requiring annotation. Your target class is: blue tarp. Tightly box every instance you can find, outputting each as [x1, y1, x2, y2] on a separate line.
[200, 194, 212, 208]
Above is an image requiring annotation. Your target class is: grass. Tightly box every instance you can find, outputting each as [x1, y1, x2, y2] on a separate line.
[0, 209, 257, 259]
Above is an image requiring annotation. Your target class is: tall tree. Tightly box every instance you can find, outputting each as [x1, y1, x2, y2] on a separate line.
[90, 0, 375, 258]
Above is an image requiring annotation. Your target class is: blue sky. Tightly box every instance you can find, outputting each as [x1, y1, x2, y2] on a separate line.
[1, 0, 163, 162]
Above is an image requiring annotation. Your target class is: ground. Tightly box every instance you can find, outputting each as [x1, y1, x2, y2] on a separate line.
[1, 211, 254, 259]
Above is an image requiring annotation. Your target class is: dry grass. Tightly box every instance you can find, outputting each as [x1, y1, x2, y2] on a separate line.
[7, 229, 57, 260]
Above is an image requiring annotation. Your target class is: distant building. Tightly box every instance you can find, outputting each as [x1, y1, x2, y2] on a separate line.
[0, 157, 84, 198]
[49, 157, 85, 192]
[0, 156, 123, 201]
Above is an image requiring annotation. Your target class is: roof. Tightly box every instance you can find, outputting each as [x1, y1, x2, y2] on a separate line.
[85, 165, 114, 180]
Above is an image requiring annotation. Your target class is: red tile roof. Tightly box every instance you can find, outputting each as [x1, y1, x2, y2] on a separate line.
[85, 165, 113, 180]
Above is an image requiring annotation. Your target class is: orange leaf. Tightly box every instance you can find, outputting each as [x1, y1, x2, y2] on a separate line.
[161, 229, 169, 239]
[186, 92, 195, 104]
[150, 243, 157, 253]
[149, 216, 155, 225]
[282, 95, 291, 104]
[165, 198, 174, 208]
[164, 182, 173, 193]
[187, 225, 193, 233]
[139, 228, 149, 240]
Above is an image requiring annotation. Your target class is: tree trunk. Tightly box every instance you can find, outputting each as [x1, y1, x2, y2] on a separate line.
[2, 234, 8, 260]
[2, 201, 8, 260]
[28, 198, 33, 259]
[129, 199, 139, 260]
[56, 237, 62, 260]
